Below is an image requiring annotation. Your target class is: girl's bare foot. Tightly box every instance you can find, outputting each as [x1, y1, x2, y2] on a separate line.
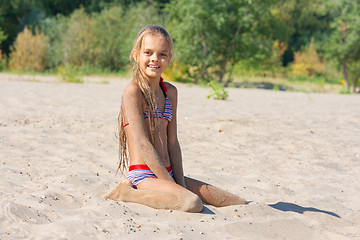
[103, 179, 133, 201]
[229, 195, 248, 205]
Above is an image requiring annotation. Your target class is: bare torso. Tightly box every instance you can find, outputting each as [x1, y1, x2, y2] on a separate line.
[124, 117, 171, 168]
[122, 83, 172, 168]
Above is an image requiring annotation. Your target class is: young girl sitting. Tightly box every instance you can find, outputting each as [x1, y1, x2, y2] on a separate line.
[103, 25, 247, 212]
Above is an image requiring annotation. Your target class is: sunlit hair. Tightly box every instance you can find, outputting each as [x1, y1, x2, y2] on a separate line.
[116, 25, 174, 174]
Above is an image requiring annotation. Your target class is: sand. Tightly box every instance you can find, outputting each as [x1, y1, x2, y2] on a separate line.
[0, 73, 359, 239]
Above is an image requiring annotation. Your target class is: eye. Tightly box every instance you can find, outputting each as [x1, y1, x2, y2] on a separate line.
[144, 51, 151, 55]
[161, 53, 167, 57]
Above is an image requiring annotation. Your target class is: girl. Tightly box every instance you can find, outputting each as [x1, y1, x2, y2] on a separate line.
[103, 25, 247, 212]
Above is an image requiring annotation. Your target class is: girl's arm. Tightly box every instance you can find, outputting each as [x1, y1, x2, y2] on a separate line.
[166, 84, 186, 188]
[123, 83, 175, 183]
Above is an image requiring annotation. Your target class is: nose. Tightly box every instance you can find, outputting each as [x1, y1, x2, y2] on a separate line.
[150, 53, 159, 62]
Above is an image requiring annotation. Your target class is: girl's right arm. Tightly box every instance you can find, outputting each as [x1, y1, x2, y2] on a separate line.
[122, 83, 175, 183]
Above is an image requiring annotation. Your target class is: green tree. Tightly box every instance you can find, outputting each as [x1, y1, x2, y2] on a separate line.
[0, 0, 38, 55]
[275, 0, 332, 66]
[41, 2, 160, 71]
[324, 0, 360, 92]
[90, 3, 160, 70]
[41, 14, 69, 68]
[165, 0, 276, 84]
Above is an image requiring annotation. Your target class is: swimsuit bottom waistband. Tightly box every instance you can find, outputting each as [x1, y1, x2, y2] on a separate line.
[129, 164, 172, 172]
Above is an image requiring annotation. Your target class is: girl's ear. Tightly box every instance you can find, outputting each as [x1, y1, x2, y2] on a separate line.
[132, 51, 138, 62]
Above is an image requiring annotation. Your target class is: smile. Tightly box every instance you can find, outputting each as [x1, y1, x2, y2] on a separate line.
[148, 65, 160, 69]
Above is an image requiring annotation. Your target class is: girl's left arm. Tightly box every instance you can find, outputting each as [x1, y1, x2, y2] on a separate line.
[166, 84, 186, 188]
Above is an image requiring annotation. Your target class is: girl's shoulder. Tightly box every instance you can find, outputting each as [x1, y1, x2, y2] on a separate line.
[163, 81, 177, 96]
[163, 81, 178, 107]
[123, 82, 143, 99]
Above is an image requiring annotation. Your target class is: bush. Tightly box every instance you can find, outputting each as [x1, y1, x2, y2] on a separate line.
[41, 15, 70, 68]
[163, 62, 191, 82]
[292, 39, 325, 77]
[65, 9, 93, 67]
[41, 3, 160, 72]
[9, 26, 48, 72]
[57, 64, 83, 83]
[91, 6, 127, 70]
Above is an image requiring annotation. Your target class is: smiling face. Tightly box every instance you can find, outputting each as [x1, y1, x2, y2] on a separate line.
[137, 34, 172, 82]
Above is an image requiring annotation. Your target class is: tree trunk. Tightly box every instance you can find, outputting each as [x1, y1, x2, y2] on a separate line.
[342, 61, 350, 91]
[225, 62, 236, 87]
[202, 64, 209, 81]
[218, 17, 244, 84]
[200, 30, 209, 81]
[219, 58, 228, 83]
[353, 76, 359, 93]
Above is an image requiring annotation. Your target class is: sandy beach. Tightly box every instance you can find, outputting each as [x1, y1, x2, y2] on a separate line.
[0, 73, 359, 239]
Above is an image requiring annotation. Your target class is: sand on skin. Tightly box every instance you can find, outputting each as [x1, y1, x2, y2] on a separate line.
[0, 73, 359, 239]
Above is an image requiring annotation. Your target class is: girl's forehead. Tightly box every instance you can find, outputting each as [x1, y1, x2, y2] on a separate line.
[141, 35, 170, 50]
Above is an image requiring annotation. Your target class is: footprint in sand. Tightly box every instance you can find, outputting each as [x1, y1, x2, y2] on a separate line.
[6, 202, 51, 224]
[41, 192, 83, 210]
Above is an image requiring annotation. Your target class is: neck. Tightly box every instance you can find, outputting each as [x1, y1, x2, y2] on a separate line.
[147, 76, 161, 91]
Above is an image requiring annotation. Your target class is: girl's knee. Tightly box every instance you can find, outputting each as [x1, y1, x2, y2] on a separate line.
[180, 193, 203, 213]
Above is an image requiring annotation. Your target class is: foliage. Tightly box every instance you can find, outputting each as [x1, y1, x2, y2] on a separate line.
[273, 0, 332, 66]
[57, 64, 83, 83]
[66, 9, 93, 66]
[0, 27, 7, 71]
[165, 0, 276, 84]
[346, 60, 360, 92]
[90, 6, 126, 70]
[0, 0, 354, 93]
[9, 26, 48, 71]
[163, 62, 191, 82]
[41, 2, 160, 71]
[0, 27, 7, 44]
[324, 0, 360, 92]
[0, 0, 107, 55]
[207, 80, 229, 100]
[41, 14, 69, 68]
[0, 50, 7, 71]
[90, 2, 160, 70]
[292, 39, 325, 77]
[339, 87, 351, 94]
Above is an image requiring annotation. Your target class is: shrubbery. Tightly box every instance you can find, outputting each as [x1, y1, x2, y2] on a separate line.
[9, 27, 48, 72]
[2, 0, 359, 93]
[291, 40, 325, 77]
[8, 3, 160, 73]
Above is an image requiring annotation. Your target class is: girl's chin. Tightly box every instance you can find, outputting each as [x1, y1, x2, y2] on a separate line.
[145, 71, 162, 78]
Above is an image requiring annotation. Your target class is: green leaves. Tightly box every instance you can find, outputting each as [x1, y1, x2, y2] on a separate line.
[207, 80, 229, 100]
[40, 2, 160, 72]
[165, 0, 275, 84]
[324, 0, 360, 91]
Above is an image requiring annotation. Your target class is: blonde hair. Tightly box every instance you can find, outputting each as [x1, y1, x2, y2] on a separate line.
[116, 25, 174, 174]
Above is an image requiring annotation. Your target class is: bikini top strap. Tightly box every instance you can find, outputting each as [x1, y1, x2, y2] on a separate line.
[159, 77, 167, 97]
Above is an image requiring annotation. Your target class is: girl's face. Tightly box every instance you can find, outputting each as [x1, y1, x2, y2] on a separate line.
[137, 35, 172, 82]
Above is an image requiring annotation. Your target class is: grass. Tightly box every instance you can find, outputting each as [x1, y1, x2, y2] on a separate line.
[1, 65, 130, 78]
[229, 75, 343, 93]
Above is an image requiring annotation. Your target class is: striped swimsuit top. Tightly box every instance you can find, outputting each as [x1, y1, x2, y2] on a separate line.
[124, 77, 172, 127]
[143, 96, 172, 121]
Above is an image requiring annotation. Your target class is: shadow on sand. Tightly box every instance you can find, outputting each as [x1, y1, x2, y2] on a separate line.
[269, 202, 340, 218]
[201, 205, 215, 214]
[232, 82, 293, 91]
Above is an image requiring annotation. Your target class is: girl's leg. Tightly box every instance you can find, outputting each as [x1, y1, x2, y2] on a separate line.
[103, 179, 203, 213]
[185, 177, 248, 207]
